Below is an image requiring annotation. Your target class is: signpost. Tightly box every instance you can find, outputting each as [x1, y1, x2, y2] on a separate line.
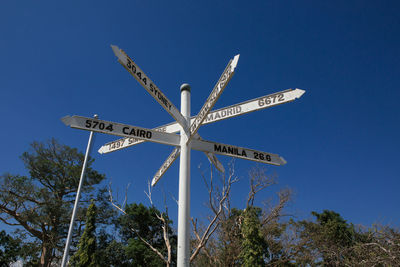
[62, 45, 305, 267]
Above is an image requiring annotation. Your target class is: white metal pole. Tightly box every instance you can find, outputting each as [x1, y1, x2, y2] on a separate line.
[177, 84, 191, 267]
[61, 114, 97, 267]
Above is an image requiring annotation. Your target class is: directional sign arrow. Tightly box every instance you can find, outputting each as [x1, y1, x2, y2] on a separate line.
[151, 134, 225, 187]
[152, 147, 181, 186]
[201, 88, 305, 125]
[191, 139, 287, 166]
[61, 115, 180, 147]
[111, 45, 187, 130]
[98, 123, 179, 154]
[188, 54, 240, 143]
[98, 88, 305, 154]
[204, 151, 225, 173]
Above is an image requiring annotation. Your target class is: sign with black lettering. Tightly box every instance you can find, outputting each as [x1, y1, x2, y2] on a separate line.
[111, 45, 187, 129]
[61, 115, 180, 147]
[98, 123, 173, 154]
[99, 88, 305, 154]
[188, 54, 240, 142]
[202, 88, 305, 124]
[191, 139, 287, 166]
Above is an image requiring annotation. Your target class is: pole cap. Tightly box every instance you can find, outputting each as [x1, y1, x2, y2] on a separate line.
[180, 83, 191, 92]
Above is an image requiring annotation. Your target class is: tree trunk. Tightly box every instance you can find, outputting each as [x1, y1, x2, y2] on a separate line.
[40, 243, 52, 267]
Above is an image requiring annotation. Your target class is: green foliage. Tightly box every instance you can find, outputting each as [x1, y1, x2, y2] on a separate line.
[0, 139, 108, 266]
[0, 231, 41, 266]
[262, 221, 293, 265]
[117, 203, 177, 266]
[97, 239, 130, 267]
[3, 147, 399, 267]
[311, 210, 356, 248]
[289, 210, 357, 265]
[240, 207, 267, 267]
[125, 238, 165, 267]
[70, 201, 97, 267]
[0, 230, 21, 265]
[286, 210, 400, 265]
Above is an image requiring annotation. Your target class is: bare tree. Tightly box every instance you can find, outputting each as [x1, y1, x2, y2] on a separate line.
[191, 166, 292, 266]
[345, 224, 400, 266]
[191, 161, 238, 262]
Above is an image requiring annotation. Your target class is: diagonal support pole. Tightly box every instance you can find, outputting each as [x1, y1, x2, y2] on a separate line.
[61, 115, 97, 267]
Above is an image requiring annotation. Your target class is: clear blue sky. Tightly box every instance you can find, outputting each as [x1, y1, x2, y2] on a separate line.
[1, 1, 399, 228]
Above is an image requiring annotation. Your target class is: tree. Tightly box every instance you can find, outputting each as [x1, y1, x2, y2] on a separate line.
[214, 208, 243, 266]
[240, 207, 268, 267]
[0, 139, 108, 266]
[96, 239, 130, 267]
[349, 224, 400, 266]
[288, 210, 357, 265]
[69, 200, 97, 266]
[312, 210, 356, 247]
[191, 162, 238, 263]
[112, 202, 177, 267]
[0, 230, 21, 265]
[109, 165, 291, 266]
[286, 210, 400, 266]
[192, 166, 292, 266]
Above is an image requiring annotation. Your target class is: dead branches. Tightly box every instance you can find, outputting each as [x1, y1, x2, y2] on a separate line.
[247, 167, 277, 208]
[191, 162, 238, 262]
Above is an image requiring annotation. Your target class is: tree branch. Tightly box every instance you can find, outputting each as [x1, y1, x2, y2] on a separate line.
[246, 167, 276, 208]
[0, 204, 42, 239]
[190, 163, 238, 262]
[8, 190, 44, 205]
[0, 216, 22, 226]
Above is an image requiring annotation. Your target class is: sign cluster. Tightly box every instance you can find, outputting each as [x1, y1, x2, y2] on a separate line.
[62, 45, 305, 186]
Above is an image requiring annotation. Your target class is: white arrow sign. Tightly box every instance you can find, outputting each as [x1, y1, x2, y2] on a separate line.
[201, 88, 305, 124]
[191, 139, 286, 166]
[188, 54, 239, 143]
[152, 147, 181, 186]
[111, 45, 187, 130]
[99, 88, 305, 154]
[61, 115, 180, 147]
[98, 123, 178, 154]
